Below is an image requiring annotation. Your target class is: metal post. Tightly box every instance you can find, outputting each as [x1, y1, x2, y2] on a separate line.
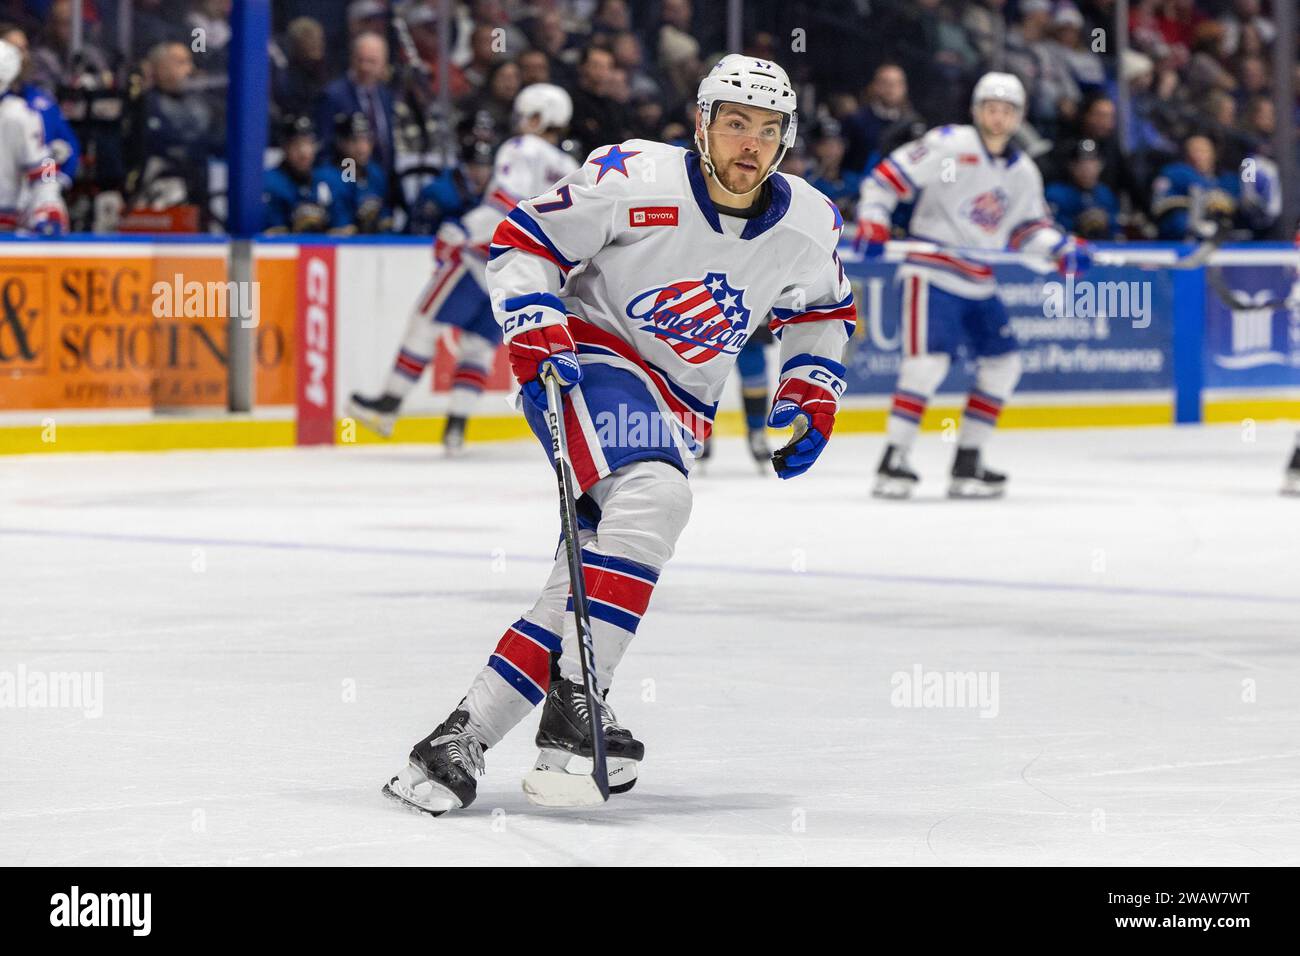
[439, 0, 452, 167]
[1273, 0, 1298, 239]
[117, 0, 133, 65]
[1114, 0, 1130, 156]
[225, 0, 271, 413]
[68, 0, 83, 64]
[726, 0, 742, 55]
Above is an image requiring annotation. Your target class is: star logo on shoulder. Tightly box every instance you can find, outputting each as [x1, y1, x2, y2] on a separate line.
[588, 144, 641, 183]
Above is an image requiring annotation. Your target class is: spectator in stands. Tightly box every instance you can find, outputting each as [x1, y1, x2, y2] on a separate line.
[526, 10, 577, 87]
[316, 32, 396, 183]
[778, 135, 811, 180]
[1151, 133, 1239, 240]
[963, 0, 1009, 72]
[591, 0, 633, 42]
[315, 111, 391, 234]
[1065, 94, 1143, 210]
[29, 0, 111, 94]
[1046, 138, 1120, 239]
[629, 89, 665, 140]
[131, 0, 190, 61]
[0, 24, 79, 187]
[611, 31, 662, 104]
[186, 0, 233, 81]
[461, 24, 502, 93]
[405, 4, 471, 100]
[808, 117, 862, 221]
[468, 0, 529, 60]
[843, 63, 920, 174]
[656, 0, 701, 104]
[569, 45, 631, 155]
[1046, 5, 1107, 93]
[1234, 55, 1270, 110]
[407, 137, 493, 235]
[1217, 0, 1275, 58]
[346, 0, 389, 46]
[131, 41, 223, 215]
[462, 59, 520, 138]
[262, 115, 330, 233]
[273, 17, 330, 125]
[517, 49, 552, 87]
[1007, 0, 1082, 134]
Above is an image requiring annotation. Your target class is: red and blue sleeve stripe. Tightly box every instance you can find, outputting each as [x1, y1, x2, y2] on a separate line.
[488, 206, 579, 274]
[770, 292, 857, 338]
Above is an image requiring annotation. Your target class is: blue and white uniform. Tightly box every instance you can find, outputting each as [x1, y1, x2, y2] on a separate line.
[489, 139, 854, 489]
[858, 108, 1069, 459]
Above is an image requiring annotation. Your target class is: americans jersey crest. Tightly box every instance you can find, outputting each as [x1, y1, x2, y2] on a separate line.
[962, 188, 1010, 233]
[625, 272, 752, 364]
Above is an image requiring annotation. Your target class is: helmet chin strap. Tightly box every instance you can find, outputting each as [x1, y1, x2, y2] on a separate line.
[695, 124, 786, 201]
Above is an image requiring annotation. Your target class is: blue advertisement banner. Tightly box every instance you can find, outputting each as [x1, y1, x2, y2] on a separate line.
[840, 257, 1175, 396]
[1203, 264, 1300, 390]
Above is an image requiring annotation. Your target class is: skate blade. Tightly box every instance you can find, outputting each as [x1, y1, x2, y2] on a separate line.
[345, 401, 396, 439]
[380, 765, 461, 817]
[524, 750, 637, 803]
[522, 769, 608, 807]
[948, 478, 1006, 499]
[872, 476, 917, 499]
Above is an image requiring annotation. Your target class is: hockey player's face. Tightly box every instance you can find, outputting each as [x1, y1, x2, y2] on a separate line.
[974, 100, 1020, 140]
[706, 104, 783, 194]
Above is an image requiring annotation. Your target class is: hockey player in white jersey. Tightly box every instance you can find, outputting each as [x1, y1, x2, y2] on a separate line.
[347, 84, 579, 451]
[383, 55, 856, 814]
[0, 39, 68, 235]
[857, 72, 1089, 499]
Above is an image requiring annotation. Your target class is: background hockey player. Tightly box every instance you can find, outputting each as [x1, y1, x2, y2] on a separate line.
[383, 55, 855, 814]
[0, 38, 68, 235]
[348, 84, 578, 451]
[857, 71, 1089, 499]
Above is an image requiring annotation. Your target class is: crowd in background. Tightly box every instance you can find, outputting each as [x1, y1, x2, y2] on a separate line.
[0, 0, 1295, 240]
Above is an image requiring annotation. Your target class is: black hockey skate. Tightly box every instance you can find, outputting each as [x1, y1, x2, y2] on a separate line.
[948, 447, 1007, 499]
[522, 679, 643, 805]
[872, 444, 919, 499]
[1283, 445, 1300, 497]
[442, 414, 467, 455]
[381, 708, 486, 816]
[347, 392, 400, 438]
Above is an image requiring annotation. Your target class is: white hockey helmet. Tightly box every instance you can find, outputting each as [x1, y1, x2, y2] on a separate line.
[695, 54, 798, 196]
[971, 71, 1026, 113]
[0, 39, 21, 90]
[513, 83, 572, 132]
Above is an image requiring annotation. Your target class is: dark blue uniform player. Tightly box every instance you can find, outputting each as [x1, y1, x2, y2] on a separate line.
[262, 115, 331, 233]
[314, 112, 391, 234]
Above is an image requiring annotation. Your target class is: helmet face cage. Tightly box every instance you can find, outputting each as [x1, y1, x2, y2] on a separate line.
[695, 57, 798, 197]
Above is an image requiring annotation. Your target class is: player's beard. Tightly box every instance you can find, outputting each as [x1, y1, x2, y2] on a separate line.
[715, 154, 765, 196]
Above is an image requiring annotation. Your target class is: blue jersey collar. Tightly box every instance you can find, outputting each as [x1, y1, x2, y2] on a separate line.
[684, 151, 791, 240]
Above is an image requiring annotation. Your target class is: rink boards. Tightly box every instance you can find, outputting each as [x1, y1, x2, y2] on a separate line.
[0, 236, 1297, 454]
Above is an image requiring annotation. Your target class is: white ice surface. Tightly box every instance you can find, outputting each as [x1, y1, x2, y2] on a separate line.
[1, 425, 1298, 866]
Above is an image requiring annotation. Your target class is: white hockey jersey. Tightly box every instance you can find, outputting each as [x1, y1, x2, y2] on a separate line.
[448, 134, 578, 288]
[0, 92, 64, 231]
[486, 139, 855, 447]
[858, 124, 1067, 298]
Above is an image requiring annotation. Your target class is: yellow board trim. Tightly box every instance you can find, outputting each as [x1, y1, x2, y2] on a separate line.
[0, 419, 295, 455]
[1, 401, 1180, 455]
[1202, 398, 1300, 423]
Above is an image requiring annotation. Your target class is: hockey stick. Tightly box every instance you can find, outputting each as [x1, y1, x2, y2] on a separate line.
[522, 366, 610, 807]
[1207, 266, 1297, 311]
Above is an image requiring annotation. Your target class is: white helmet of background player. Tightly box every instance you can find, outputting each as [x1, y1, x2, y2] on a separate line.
[696, 54, 798, 196]
[971, 72, 1026, 117]
[513, 83, 572, 133]
[0, 38, 21, 90]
